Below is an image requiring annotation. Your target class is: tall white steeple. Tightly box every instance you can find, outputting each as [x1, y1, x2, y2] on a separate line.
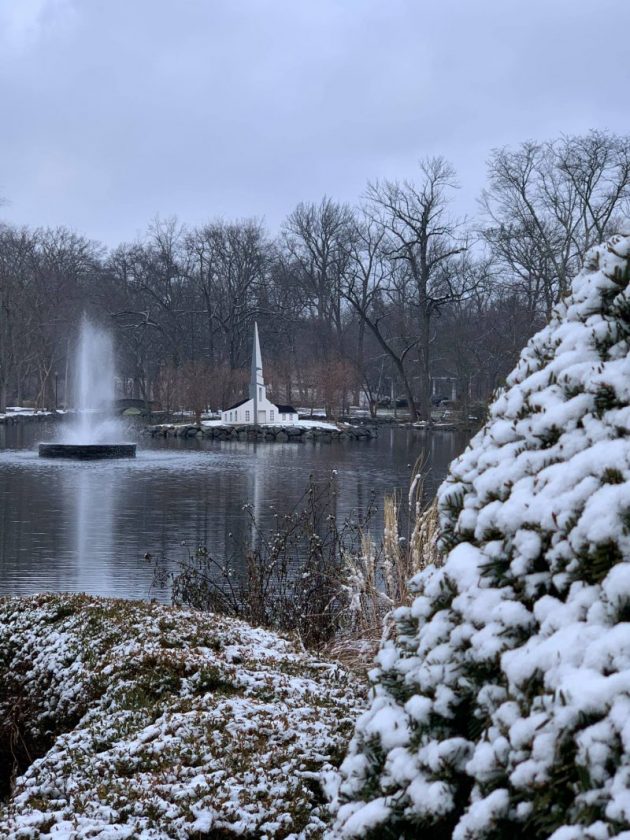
[249, 322, 266, 418]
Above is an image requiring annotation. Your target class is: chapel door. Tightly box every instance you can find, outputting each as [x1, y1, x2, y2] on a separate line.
[258, 410, 266, 423]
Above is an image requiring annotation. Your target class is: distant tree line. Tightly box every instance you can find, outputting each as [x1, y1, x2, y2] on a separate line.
[1, 130, 629, 417]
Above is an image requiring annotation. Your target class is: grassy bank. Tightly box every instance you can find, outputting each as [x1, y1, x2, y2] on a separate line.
[0, 593, 364, 839]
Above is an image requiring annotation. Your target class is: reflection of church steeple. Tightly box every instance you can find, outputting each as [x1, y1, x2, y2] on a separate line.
[249, 322, 266, 417]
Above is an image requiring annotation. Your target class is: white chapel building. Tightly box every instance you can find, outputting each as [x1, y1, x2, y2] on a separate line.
[221, 323, 298, 425]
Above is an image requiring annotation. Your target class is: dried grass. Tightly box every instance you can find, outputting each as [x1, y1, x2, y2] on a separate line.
[410, 497, 441, 572]
[162, 466, 445, 670]
[330, 465, 444, 671]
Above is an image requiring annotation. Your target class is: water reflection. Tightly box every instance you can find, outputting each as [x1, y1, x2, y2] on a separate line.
[73, 467, 115, 594]
[0, 422, 471, 600]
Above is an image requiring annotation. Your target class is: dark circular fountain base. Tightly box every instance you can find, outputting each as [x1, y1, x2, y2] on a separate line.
[39, 443, 136, 460]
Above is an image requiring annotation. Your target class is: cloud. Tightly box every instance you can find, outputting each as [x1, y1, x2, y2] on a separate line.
[0, 0, 628, 246]
[0, 0, 75, 52]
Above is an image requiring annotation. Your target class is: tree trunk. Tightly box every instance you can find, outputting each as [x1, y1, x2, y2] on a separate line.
[418, 312, 432, 423]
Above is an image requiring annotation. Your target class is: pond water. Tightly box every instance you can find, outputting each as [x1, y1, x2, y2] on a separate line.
[0, 421, 470, 601]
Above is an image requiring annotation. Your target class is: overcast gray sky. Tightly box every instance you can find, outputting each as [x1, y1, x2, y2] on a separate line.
[1, 0, 629, 247]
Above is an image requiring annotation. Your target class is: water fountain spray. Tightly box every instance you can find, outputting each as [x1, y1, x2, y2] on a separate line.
[39, 318, 136, 459]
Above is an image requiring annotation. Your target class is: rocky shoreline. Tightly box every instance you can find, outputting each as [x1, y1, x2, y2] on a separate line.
[143, 422, 376, 443]
[0, 410, 475, 436]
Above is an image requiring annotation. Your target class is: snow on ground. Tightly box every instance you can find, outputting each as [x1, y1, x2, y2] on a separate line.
[5, 407, 38, 414]
[201, 418, 339, 430]
[0, 594, 364, 839]
[293, 419, 339, 430]
[0, 408, 57, 420]
[331, 232, 630, 838]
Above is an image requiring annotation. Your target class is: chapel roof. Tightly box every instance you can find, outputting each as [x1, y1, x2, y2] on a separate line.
[224, 397, 250, 412]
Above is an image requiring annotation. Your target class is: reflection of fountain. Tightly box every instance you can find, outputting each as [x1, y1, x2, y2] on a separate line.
[73, 468, 115, 593]
[39, 319, 136, 459]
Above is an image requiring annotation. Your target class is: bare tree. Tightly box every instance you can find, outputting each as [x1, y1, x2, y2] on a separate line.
[26, 228, 102, 408]
[0, 226, 37, 411]
[342, 216, 419, 417]
[187, 219, 271, 369]
[363, 158, 472, 420]
[482, 130, 630, 315]
[283, 197, 356, 358]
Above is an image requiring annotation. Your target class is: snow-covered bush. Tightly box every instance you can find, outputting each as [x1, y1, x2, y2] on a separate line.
[332, 232, 630, 839]
[0, 593, 363, 839]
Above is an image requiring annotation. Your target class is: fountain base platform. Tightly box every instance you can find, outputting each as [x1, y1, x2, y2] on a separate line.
[39, 443, 136, 460]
